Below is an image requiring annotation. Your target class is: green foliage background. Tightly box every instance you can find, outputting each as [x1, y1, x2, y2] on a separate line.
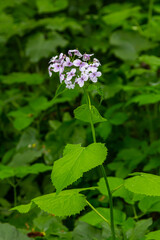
[0, 0, 160, 239]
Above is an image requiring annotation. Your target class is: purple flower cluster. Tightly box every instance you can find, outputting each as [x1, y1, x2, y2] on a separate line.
[48, 50, 101, 89]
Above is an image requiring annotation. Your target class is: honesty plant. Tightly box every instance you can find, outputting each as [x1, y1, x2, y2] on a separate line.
[10, 50, 160, 240]
[11, 50, 116, 240]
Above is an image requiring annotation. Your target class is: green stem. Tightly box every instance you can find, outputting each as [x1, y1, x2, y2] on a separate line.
[132, 205, 138, 220]
[86, 200, 110, 225]
[148, 0, 154, 24]
[83, 88, 116, 240]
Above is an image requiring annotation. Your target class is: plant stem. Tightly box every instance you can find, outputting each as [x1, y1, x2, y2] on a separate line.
[86, 200, 110, 225]
[148, 0, 154, 24]
[83, 88, 116, 240]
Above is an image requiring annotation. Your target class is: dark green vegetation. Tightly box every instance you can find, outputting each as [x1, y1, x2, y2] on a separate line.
[0, 0, 160, 239]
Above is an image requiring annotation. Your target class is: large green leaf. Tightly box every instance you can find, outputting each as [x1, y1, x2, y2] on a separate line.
[110, 30, 154, 61]
[12, 189, 87, 217]
[25, 33, 68, 62]
[125, 173, 160, 196]
[51, 143, 107, 193]
[74, 104, 106, 124]
[79, 207, 126, 226]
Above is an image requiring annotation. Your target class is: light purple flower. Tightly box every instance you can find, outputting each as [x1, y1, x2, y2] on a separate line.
[53, 61, 65, 73]
[48, 50, 101, 89]
[76, 74, 88, 87]
[93, 58, 101, 66]
[87, 64, 98, 73]
[89, 69, 102, 83]
[65, 57, 73, 67]
[60, 73, 65, 83]
[82, 53, 94, 61]
[49, 56, 58, 63]
[66, 68, 76, 81]
[68, 49, 82, 58]
[73, 59, 88, 70]
[59, 53, 65, 61]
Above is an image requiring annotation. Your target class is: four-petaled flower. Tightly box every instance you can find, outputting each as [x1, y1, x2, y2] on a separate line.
[66, 68, 76, 81]
[76, 74, 88, 87]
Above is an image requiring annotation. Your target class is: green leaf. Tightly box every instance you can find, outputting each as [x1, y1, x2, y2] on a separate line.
[110, 30, 154, 61]
[98, 177, 138, 204]
[12, 189, 87, 217]
[0, 223, 31, 240]
[36, 0, 68, 13]
[0, 73, 43, 85]
[10, 149, 43, 166]
[103, 7, 140, 27]
[11, 202, 34, 214]
[74, 104, 106, 124]
[128, 218, 152, 240]
[96, 121, 112, 140]
[52, 143, 107, 193]
[138, 196, 160, 213]
[125, 173, 160, 196]
[73, 222, 102, 240]
[25, 33, 68, 62]
[146, 230, 160, 240]
[0, 163, 52, 180]
[0, 164, 14, 179]
[127, 94, 160, 106]
[79, 207, 126, 226]
[110, 112, 128, 125]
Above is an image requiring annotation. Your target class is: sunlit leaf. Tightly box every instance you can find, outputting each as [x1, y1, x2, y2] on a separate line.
[51, 143, 107, 193]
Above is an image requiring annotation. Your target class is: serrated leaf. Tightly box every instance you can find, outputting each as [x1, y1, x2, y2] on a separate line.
[74, 104, 106, 124]
[12, 189, 87, 217]
[125, 173, 160, 196]
[11, 202, 34, 213]
[52, 143, 107, 193]
[79, 207, 126, 226]
[146, 230, 160, 240]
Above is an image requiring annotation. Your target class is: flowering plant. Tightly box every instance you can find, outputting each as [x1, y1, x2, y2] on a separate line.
[48, 49, 102, 89]
[12, 50, 115, 240]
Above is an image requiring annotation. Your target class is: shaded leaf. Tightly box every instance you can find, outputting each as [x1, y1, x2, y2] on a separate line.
[74, 104, 106, 124]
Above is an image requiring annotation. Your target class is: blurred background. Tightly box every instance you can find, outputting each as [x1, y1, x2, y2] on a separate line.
[0, 0, 160, 238]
